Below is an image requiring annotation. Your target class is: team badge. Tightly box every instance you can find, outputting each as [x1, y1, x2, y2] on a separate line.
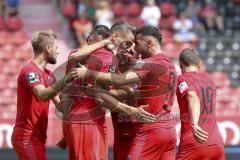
[26, 72, 40, 84]
[48, 76, 55, 85]
[179, 81, 188, 93]
[108, 65, 117, 73]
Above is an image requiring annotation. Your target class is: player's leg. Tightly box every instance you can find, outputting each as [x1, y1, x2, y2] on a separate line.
[176, 146, 194, 160]
[12, 140, 47, 160]
[113, 135, 134, 160]
[160, 127, 177, 160]
[129, 127, 176, 160]
[64, 123, 108, 160]
[194, 144, 225, 160]
[211, 144, 225, 160]
[56, 121, 67, 150]
[177, 144, 225, 160]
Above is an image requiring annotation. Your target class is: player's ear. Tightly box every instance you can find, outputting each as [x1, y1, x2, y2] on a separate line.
[147, 40, 153, 48]
[45, 45, 51, 53]
[111, 33, 119, 43]
[87, 35, 93, 44]
[197, 59, 201, 69]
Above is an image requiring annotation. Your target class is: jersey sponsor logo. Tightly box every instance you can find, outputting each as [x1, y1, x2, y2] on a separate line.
[179, 81, 188, 93]
[108, 65, 117, 73]
[134, 60, 145, 69]
[26, 72, 40, 84]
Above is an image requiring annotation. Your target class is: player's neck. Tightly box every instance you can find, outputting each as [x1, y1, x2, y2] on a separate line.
[150, 48, 163, 56]
[184, 66, 199, 73]
[32, 55, 47, 71]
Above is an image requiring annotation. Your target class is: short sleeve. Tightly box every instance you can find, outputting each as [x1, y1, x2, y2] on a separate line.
[132, 61, 150, 80]
[177, 76, 196, 98]
[21, 70, 44, 91]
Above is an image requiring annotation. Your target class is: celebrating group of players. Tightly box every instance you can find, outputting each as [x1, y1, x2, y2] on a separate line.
[11, 21, 225, 160]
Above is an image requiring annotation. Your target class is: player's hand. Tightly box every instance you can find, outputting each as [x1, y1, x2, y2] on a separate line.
[133, 105, 156, 123]
[103, 39, 112, 46]
[64, 70, 75, 83]
[105, 38, 116, 51]
[191, 124, 208, 143]
[70, 66, 88, 80]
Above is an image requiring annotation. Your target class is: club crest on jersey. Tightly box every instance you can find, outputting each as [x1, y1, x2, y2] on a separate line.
[27, 72, 40, 84]
[108, 65, 117, 73]
[48, 76, 55, 85]
[134, 60, 145, 69]
[179, 81, 188, 93]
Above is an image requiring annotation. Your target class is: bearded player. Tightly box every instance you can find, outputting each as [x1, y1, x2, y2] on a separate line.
[72, 26, 177, 160]
[63, 22, 154, 160]
[11, 30, 74, 160]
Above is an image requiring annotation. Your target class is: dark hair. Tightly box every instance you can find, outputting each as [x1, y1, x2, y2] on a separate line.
[179, 48, 200, 66]
[90, 25, 110, 39]
[136, 26, 162, 43]
[110, 21, 136, 35]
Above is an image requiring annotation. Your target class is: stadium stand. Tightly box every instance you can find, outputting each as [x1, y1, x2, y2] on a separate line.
[0, 0, 239, 159]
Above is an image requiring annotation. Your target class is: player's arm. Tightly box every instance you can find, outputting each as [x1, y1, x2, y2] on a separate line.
[32, 72, 74, 102]
[95, 91, 155, 122]
[108, 88, 128, 98]
[71, 67, 140, 87]
[68, 39, 111, 63]
[187, 91, 208, 143]
[52, 95, 63, 113]
[60, 82, 75, 117]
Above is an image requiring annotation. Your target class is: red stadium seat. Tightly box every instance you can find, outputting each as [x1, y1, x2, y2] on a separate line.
[0, 16, 6, 30]
[62, 1, 75, 17]
[6, 15, 23, 31]
[8, 78, 17, 89]
[112, 2, 125, 17]
[15, 50, 32, 60]
[1, 51, 15, 60]
[0, 31, 10, 46]
[216, 87, 232, 103]
[159, 3, 174, 17]
[129, 17, 144, 27]
[8, 59, 22, 68]
[127, 2, 142, 17]
[162, 42, 179, 58]
[211, 71, 230, 88]
[3, 65, 18, 75]
[159, 16, 176, 30]
[10, 31, 29, 45]
[161, 30, 172, 44]
[0, 89, 13, 105]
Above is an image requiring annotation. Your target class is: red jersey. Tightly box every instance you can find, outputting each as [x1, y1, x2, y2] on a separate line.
[64, 48, 113, 124]
[133, 54, 177, 132]
[11, 61, 56, 143]
[176, 72, 223, 149]
[111, 62, 137, 137]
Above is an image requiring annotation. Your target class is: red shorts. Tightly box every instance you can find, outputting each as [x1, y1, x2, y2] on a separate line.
[11, 140, 46, 160]
[113, 134, 134, 160]
[129, 127, 176, 160]
[64, 123, 108, 160]
[177, 144, 225, 160]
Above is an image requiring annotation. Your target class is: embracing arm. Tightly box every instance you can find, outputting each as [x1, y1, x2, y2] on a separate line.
[68, 40, 110, 63]
[32, 73, 73, 102]
[95, 91, 155, 122]
[71, 67, 140, 87]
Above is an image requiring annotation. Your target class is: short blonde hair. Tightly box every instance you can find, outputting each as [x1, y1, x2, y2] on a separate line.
[31, 30, 57, 55]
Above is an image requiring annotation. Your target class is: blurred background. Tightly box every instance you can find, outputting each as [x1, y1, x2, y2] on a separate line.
[0, 0, 239, 159]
